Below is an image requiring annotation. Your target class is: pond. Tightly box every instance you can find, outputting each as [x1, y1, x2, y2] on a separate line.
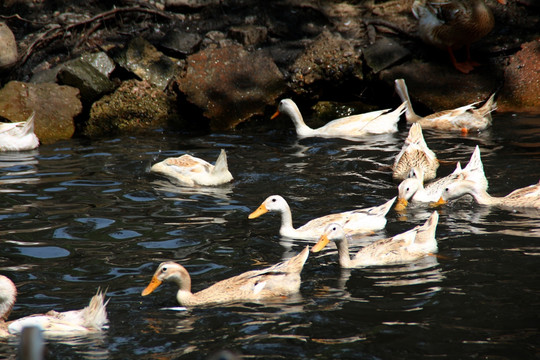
[0, 112, 538, 359]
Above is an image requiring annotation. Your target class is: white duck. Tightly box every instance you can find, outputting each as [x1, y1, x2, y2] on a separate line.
[271, 98, 406, 139]
[395, 79, 496, 133]
[0, 275, 108, 338]
[0, 112, 40, 151]
[150, 149, 233, 186]
[311, 211, 439, 268]
[436, 178, 540, 209]
[141, 246, 309, 306]
[393, 123, 439, 181]
[248, 195, 396, 240]
[395, 145, 487, 210]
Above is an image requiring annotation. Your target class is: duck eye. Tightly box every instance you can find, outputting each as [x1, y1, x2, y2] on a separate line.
[161, 267, 167, 272]
[406, 187, 410, 191]
[272, 198, 276, 202]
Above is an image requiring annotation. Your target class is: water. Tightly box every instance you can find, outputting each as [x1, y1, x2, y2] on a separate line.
[0, 113, 538, 359]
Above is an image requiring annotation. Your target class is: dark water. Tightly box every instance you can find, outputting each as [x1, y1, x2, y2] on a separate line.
[0, 113, 539, 359]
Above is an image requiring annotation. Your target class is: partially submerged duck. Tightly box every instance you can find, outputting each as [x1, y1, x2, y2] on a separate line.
[395, 78, 496, 133]
[393, 123, 439, 181]
[272, 98, 406, 139]
[150, 149, 233, 186]
[395, 145, 487, 210]
[248, 195, 396, 240]
[312, 212, 439, 268]
[141, 246, 310, 306]
[0, 275, 108, 338]
[0, 112, 39, 151]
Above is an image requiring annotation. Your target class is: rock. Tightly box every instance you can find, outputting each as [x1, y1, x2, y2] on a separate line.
[228, 25, 268, 47]
[498, 40, 540, 113]
[164, 0, 220, 10]
[380, 61, 498, 111]
[0, 81, 81, 144]
[177, 44, 285, 130]
[362, 37, 410, 73]
[57, 58, 116, 103]
[80, 52, 116, 77]
[160, 29, 202, 57]
[0, 22, 18, 69]
[114, 37, 180, 90]
[289, 30, 362, 96]
[85, 79, 178, 138]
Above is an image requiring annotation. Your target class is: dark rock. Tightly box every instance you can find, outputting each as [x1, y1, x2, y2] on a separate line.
[160, 29, 202, 57]
[380, 61, 498, 111]
[362, 37, 410, 73]
[164, 0, 220, 10]
[289, 30, 362, 96]
[114, 37, 180, 90]
[0, 22, 18, 69]
[0, 81, 81, 144]
[57, 59, 116, 103]
[228, 25, 268, 47]
[498, 40, 540, 113]
[85, 79, 179, 138]
[177, 44, 285, 130]
[80, 52, 116, 77]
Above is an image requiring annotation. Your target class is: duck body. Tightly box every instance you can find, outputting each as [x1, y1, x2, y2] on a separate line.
[248, 195, 396, 240]
[312, 212, 439, 268]
[150, 149, 233, 186]
[412, 0, 495, 73]
[0, 275, 108, 338]
[141, 246, 309, 306]
[0, 112, 39, 151]
[393, 123, 439, 181]
[395, 79, 496, 132]
[440, 179, 540, 209]
[396, 145, 487, 209]
[273, 99, 406, 139]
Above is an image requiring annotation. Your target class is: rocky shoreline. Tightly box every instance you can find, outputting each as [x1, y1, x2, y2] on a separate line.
[0, 0, 539, 144]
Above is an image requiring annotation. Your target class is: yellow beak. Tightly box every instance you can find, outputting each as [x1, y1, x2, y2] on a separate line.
[248, 203, 268, 219]
[430, 197, 447, 207]
[141, 276, 162, 296]
[270, 110, 280, 120]
[311, 234, 330, 253]
[394, 198, 408, 211]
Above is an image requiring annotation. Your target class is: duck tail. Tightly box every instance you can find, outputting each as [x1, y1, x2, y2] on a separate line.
[21, 111, 36, 135]
[406, 123, 426, 146]
[372, 197, 397, 217]
[289, 246, 310, 273]
[477, 93, 497, 119]
[415, 211, 439, 244]
[82, 289, 109, 330]
[213, 149, 229, 174]
[394, 79, 420, 123]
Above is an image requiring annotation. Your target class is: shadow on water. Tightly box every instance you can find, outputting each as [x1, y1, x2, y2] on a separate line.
[0, 113, 539, 359]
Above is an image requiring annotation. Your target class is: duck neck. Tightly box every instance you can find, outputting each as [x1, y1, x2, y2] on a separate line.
[336, 238, 353, 268]
[285, 107, 314, 137]
[469, 187, 499, 205]
[277, 203, 296, 237]
[173, 268, 195, 306]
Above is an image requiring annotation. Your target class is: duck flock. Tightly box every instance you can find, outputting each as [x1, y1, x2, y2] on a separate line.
[1, 73, 538, 343]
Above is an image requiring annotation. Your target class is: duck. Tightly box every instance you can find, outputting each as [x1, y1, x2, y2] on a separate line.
[311, 211, 439, 268]
[395, 145, 487, 210]
[141, 246, 310, 306]
[393, 123, 439, 181]
[395, 78, 496, 133]
[150, 149, 233, 186]
[0, 275, 108, 338]
[271, 98, 407, 139]
[0, 112, 39, 151]
[412, 0, 497, 73]
[435, 178, 540, 209]
[248, 195, 396, 240]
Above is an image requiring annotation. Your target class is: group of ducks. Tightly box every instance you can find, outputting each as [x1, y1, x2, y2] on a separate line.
[2, 73, 538, 339]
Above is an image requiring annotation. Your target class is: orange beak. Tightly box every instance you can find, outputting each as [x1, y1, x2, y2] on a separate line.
[141, 276, 162, 296]
[394, 198, 408, 211]
[430, 197, 447, 207]
[248, 203, 268, 219]
[311, 234, 330, 253]
[270, 110, 280, 120]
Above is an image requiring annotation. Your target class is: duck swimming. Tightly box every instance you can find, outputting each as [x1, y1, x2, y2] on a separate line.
[0, 112, 39, 151]
[393, 123, 439, 181]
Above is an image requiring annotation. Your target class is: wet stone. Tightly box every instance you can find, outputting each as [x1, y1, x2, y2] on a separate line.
[362, 37, 411, 73]
[160, 29, 202, 57]
[57, 59, 116, 103]
[228, 25, 268, 46]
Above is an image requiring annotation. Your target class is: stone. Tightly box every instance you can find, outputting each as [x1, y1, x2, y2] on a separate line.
[57, 58, 116, 103]
[160, 29, 202, 57]
[114, 37, 180, 90]
[289, 30, 362, 96]
[498, 40, 540, 113]
[228, 25, 268, 46]
[164, 0, 220, 10]
[0, 22, 18, 69]
[0, 81, 81, 144]
[362, 37, 411, 73]
[85, 79, 179, 138]
[80, 52, 116, 77]
[177, 44, 285, 130]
